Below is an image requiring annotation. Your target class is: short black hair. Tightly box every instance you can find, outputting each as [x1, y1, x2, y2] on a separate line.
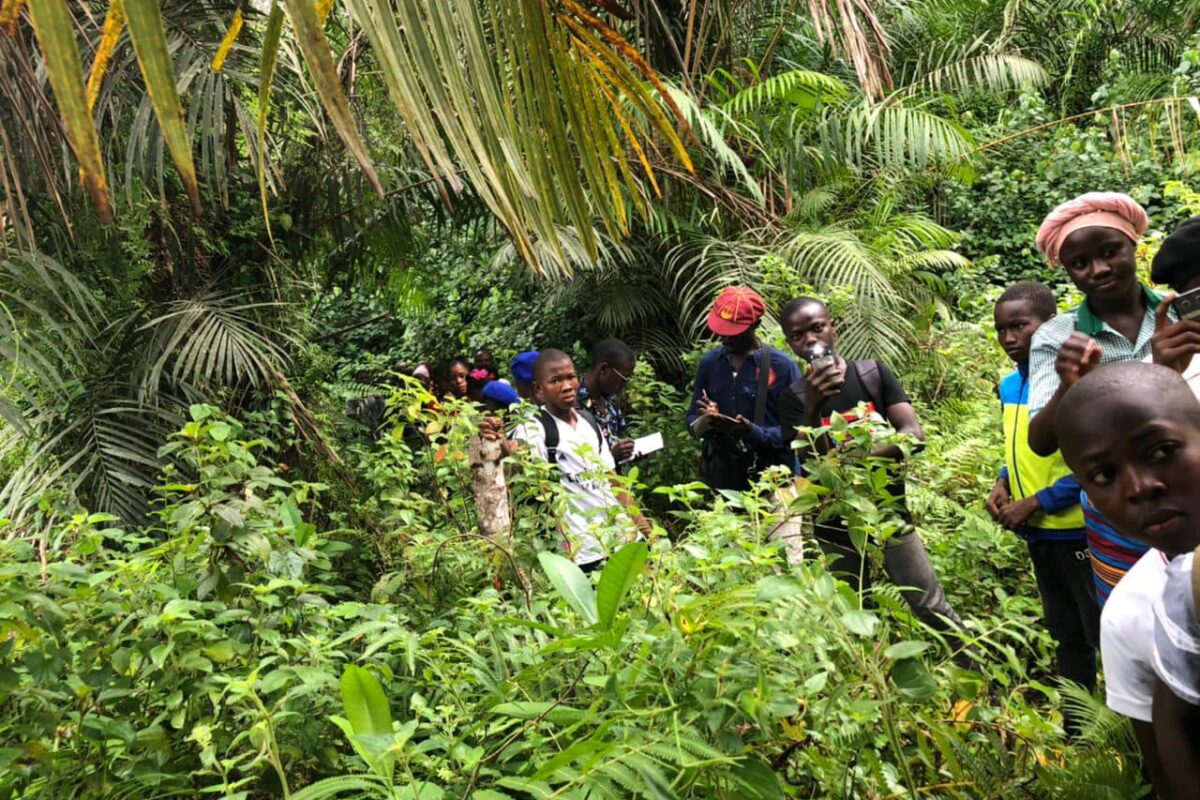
[533, 348, 574, 382]
[1151, 216, 1200, 292]
[996, 281, 1056, 321]
[1055, 362, 1200, 463]
[590, 338, 635, 371]
[778, 296, 826, 322]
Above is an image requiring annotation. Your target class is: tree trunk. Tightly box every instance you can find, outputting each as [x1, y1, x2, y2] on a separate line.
[469, 435, 512, 542]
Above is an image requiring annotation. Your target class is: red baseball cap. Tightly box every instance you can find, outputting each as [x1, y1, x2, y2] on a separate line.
[706, 286, 766, 336]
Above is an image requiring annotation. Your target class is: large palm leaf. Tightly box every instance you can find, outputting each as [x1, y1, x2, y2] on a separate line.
[0, 252, 292, 527]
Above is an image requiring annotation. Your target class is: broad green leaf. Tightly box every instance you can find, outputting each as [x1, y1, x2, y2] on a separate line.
[490, 701, 587, 726]
[124, 0, 201, 215]
[85, 0, 125, 112]
[840, 609, 879, 637]
[733, 756, 786, 800]
[202, 640, 236, 663]
[755, 575, 802, 602]
[26, 0, 112, 221]
[884, 640, 932, 660]
[595, 541, 647, 630]
[537, 551, 597, 626]
[281, 0, 383, 197]
[339, 664, 393, 737]
[892, 657, 938, 702]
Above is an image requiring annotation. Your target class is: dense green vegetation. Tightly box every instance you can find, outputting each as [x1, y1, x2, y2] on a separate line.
[3, 0, 1200, 797]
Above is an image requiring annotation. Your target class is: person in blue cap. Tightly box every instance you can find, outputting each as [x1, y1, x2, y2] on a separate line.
[511, 351, 539, 401]
[482, 380, 520, 412]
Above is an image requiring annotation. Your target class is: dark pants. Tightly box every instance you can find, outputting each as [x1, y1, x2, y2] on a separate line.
[1027, 539, 1100, 693]
[816, 529, 966, 633]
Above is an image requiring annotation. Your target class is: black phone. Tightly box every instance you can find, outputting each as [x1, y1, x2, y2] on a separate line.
[1173, 286, 1200, 322]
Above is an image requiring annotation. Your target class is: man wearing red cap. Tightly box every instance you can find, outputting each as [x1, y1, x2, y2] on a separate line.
[687, 286, 801, 490]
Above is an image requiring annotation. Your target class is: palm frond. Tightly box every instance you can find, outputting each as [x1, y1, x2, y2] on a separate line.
[720, 68, 848, 115]
[137, 291, 294, 394]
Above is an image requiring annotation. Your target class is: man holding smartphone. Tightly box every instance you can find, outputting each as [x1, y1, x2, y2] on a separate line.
[687, 286, 800, 490]
[776, 296, 971, 641]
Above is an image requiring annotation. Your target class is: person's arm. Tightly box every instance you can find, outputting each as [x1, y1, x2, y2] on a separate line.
[1131, 719, 1169, 800]
[875, 401, 923, 460]
[1035, 473, 1082, 515]
[1028, 331, 1102, 456]
[686, 358, 710, 434]
[1153, 680, 1200, 800]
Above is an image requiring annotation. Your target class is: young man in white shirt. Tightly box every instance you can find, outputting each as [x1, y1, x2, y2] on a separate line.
[1056, 362, 1200, 797]
[506, 349, 650, 571]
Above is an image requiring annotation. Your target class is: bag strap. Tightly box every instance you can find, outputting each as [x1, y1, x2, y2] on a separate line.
[854, 360, 885, 416]
[576, 408, 604, 450]
[539, 408, 604, 463]
[539, 408, 561, 464]
[753, 345, 771, 426]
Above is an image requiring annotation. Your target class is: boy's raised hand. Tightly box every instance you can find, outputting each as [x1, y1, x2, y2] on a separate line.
[804, 359, 844, 402]
[1055, 332, 1102, 388]
[1152, 293, 1200, 375]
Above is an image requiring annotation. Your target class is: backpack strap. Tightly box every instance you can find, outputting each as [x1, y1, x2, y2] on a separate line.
[853, 360, 885, 417]
[538, 408, 561, 464]
[753, 345, 772, 426]
[539, 408, 604, 464]
[576, 408, 605, 451]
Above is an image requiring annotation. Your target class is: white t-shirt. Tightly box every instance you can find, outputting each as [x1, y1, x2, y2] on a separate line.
[1101, 548, 1171, 721]
[512, 408, 629, 566]
[1153, 551, 1200, 706]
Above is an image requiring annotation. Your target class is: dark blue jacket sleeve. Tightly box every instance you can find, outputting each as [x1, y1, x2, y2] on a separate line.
[1035, 473, 1082, 514]
[686, 356, 709, 435]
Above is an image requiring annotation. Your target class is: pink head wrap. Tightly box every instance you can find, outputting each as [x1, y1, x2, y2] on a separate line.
[1035, 192, 1148, 266]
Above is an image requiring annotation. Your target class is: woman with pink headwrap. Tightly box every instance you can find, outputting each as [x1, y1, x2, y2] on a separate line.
[1025, 191, 1198, 456]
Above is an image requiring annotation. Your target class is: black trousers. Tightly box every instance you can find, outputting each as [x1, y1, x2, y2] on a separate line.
[1027, 538, 1101, 692]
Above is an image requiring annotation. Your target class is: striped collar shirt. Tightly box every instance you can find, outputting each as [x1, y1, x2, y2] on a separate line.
[1028, 286, 1167, 419]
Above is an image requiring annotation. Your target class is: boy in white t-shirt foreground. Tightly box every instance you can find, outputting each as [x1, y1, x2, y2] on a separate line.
[1056, 362, 1200, 798]
[503, 349, 651, 571]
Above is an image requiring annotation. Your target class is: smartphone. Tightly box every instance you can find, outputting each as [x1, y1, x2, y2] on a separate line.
[1174, 286, 1200, 322]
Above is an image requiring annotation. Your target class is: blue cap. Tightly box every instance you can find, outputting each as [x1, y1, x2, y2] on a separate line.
[510, 350, 539, 386]
[482, 380, 520, 407]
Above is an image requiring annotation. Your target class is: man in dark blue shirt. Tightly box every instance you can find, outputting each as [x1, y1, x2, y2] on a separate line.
[687, 286, 800, 489]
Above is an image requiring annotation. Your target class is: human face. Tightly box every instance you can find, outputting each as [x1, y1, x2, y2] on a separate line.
[782, 304, 835, 359]
[1059, 227, 1138, 303]
[719, 325, 759, 355]
[994, 299, 1045, 365]
[535, 359, 579, 414]
[474, 350, 495, 371]
[597, 361, 633, 397]
[1063, 394, 1200, 556]
[446, 363, 469, 398]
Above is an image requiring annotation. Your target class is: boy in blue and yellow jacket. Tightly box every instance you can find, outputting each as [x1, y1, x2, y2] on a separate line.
[988, 282, 1100, 719]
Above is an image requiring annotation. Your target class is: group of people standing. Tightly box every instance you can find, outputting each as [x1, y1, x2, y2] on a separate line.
[678, 193, 1200, 797]
[374, 191, 1200, 797]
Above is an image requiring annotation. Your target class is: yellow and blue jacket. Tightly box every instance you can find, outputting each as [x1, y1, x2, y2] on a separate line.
[998, 365, 1085, 542]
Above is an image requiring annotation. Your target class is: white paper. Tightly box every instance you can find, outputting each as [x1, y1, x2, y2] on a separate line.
[629, 432, 664, 461]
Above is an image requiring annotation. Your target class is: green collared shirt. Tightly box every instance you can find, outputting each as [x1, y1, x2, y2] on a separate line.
[1027, 285, 1168, 419]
